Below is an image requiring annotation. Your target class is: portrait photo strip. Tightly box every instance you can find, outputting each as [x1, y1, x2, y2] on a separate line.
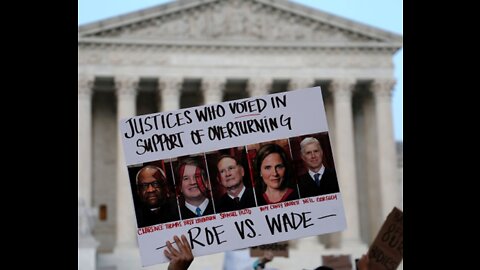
[120, 87, 347, 266]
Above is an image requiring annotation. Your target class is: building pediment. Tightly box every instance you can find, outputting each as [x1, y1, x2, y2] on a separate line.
[79, 0, 402, 48]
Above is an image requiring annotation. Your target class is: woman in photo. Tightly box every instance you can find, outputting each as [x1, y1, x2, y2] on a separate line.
[254, 143, 299, 205]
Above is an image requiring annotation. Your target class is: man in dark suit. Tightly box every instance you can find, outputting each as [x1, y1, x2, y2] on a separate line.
[135, 165, 180, 227]
[215, 154, 256, 213]
[297, 137, 340, 198]
[177, 157, 214, 219]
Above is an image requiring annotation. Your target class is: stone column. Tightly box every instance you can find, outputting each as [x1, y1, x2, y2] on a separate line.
[288, 78, 313, 91]
[330, 79, 362, 247]
[201, 78, 225, 104]
[78, 76, 99, 270]
[78, 75, 93, 208]
[115, 76, 138, 250]
[159, 77, 182, 111]
[247, 78, 271, 97]
[372, 79, 399, 219]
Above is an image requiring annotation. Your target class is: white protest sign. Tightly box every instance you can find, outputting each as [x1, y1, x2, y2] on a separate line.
[119, 87, 347, 267]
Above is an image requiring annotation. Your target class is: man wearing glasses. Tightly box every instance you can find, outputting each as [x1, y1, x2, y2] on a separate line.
[135, 165, 180, 227]
[215, 154, 257, 213]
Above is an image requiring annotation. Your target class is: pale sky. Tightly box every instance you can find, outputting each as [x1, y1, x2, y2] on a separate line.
[78, 0, 403, 141]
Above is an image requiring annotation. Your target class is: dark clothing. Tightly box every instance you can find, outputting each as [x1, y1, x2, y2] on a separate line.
[216, 187, 257, 213]
[297, 168, 339, 198]
[136, 198, 180, 228]
[256, 187, 299, 206]
[180, 200, 215, 220]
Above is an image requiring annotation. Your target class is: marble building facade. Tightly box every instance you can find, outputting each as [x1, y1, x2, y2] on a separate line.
[78, 0, 403, 269]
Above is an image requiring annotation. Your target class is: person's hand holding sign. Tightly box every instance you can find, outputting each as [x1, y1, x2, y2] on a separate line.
[165, 235, 194, 270]
[357, 253, 369, 270]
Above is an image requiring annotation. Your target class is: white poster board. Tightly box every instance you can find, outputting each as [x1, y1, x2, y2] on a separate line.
[119, 87, 347, 267]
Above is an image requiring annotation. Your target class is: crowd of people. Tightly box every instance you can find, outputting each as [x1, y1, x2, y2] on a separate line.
[163, 234, 371, 270]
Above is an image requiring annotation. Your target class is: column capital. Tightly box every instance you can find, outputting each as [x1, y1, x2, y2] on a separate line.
[78, 76, 94, 97]
[201, 78, 225, 94]
[159, 77, 182, 95]
[330, 79, 356, 99]
[159, 77, 182, 111]
[288, 78, 314, 91]
[115, 76, 139, 97]
[372, 79, 396, 99]
[247, 78, 271, 97]
[201, 78, 225, 105]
